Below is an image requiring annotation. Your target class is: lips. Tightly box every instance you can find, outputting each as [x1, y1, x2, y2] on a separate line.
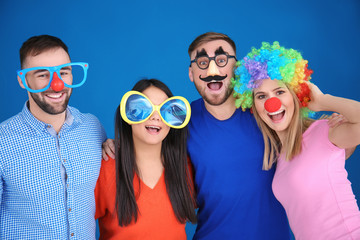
[268, 109, 285, 122]
[45, 92, 64, 99]
[207, 81, 223, 90]
[145, 125, 161, 134]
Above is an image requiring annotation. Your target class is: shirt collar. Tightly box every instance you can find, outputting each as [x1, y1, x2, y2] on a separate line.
[20, 101, 77, 134]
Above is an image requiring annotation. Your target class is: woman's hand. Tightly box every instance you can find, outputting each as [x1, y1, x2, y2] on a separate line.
[307, 82, 326, 112]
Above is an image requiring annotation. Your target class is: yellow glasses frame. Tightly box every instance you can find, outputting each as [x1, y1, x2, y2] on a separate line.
[120, 90, 191, 129]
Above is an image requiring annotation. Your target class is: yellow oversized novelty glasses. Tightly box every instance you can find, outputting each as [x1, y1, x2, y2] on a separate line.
[120, 91, 191, 129]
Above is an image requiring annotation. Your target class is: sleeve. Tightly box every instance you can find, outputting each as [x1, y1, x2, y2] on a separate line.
[96, 116, 107, 143]
[0, 156, 3, 206]
[0, 174, 3, 206]
[95, 157, 116, 219]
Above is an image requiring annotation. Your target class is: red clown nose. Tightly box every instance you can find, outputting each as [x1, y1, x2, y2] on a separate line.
[50, 72, 64, 92]
[264, 97, 281, 113]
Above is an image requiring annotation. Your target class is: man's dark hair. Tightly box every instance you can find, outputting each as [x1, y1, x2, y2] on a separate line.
[188, 32, 236, 57]
[20, 35, 69, 68]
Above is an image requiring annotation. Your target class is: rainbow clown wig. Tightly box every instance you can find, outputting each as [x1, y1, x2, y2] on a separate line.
[232, 41, 314, 117]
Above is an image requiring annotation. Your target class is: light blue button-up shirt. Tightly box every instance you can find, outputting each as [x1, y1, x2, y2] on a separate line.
[0, 103, 106, 239]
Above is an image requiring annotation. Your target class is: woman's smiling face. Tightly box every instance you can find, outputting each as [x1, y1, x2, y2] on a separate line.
[254, 78, 295, 136]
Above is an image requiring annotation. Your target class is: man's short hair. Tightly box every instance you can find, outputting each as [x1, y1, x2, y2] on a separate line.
[188, 32, 236, 57]
[20, 35, 69, 68]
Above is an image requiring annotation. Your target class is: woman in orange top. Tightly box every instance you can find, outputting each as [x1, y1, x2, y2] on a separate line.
[95, 79, 197, 239]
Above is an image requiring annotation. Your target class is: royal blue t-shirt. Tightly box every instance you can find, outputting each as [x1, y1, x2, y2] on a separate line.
[187, 98, 290, 240]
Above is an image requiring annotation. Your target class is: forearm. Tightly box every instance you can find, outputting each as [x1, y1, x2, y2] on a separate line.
[319, 94, 360, 123]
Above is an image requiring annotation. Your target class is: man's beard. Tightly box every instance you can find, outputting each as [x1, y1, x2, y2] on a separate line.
[194, 81, 233, 106]
[30, 90, 71, 115]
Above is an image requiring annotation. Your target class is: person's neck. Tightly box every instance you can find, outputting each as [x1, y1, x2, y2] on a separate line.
[28, 100, 66, 133]
[134, 141, 164, 184]
[134, 142, 163, 166]
[204, 95, 237, 121]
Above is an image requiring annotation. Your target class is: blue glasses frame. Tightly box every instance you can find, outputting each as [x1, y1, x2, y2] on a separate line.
[17, 62, 89, 93]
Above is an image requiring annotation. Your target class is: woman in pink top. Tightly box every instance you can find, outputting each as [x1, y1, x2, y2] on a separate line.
[232, 42, 360, 239]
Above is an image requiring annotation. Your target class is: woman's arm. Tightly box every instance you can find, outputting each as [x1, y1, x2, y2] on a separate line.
[307, 83, 360, 149]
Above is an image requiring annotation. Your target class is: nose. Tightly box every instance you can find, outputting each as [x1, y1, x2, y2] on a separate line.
[150, 110, 161, 121]
[207, 59, 220, 76]
[264, 97, 281, 113]
[50, 72, 64, 92]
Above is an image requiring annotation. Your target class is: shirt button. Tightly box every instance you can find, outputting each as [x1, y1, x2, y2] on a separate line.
[63, 159, 66, 163]
[71, 233, 74, 237]
[67, 184, 69, 188]
[69, 208, 71, 212]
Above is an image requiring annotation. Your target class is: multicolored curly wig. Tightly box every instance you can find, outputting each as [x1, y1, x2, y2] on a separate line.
[231, 41, 313, 117]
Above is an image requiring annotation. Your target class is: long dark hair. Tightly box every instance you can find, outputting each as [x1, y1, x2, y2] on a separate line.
[114, 78, 197, 226]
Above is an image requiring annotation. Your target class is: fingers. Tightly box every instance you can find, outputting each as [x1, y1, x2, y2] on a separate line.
[327, 113, 347, 128]
[102, 139, 116, 161]
[102, 148, 109, 161]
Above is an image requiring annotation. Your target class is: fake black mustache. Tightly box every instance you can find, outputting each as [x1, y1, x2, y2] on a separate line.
[199, 74, 227, 82]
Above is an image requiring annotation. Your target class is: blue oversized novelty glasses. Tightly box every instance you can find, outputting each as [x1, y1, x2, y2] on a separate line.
[120, 91, 191, 129]
[17, 62, 89, 93]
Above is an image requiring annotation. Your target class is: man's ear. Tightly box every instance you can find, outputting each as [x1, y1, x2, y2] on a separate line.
[189, 67, 194, 83]
[17, 75, 26, 89]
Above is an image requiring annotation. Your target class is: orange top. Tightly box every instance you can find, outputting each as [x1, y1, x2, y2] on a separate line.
[95, 157, 186, 240]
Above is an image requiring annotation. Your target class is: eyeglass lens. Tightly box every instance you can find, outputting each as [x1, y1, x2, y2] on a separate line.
[125, 94, 188, 126]
[196, 54, 229, 69]
[23, 65, 85, 91]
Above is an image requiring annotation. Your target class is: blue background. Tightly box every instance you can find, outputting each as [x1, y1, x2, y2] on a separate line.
[1, 0, 359, 238]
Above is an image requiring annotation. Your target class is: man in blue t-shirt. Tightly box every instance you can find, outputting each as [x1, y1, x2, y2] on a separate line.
[102, 32, 291, 239]
[187, 32, 291, 239]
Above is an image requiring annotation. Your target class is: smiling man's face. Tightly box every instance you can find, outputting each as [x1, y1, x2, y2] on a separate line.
[20, 47, 72, 116]
[189, 40, 236, 106]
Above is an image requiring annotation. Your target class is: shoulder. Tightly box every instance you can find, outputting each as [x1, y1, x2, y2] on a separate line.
[0, 113, 24, 139]
[95, 157, 117, 218]
[190, 98, 203, 110]
[68, 106, 102, 124]
[98, 157, 116, 183]
[68, 106, 106, 138]
[189, 98, 204, 126]
[304, 119, 329, 137]
[96, 157, 116, 196]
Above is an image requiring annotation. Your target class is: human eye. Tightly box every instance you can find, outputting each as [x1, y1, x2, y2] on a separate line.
[276, 90, 286, 95]
[256, 94, 266, 100]
[60, 71, 70, 77]
[216, 55, 227, 64]
[35, 70, 50, 79]
[197, 57, 209, 67]
[60, 67, 71, 76]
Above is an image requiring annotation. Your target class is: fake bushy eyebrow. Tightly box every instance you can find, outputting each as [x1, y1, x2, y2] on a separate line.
[215, 47, 226, 55]
[195, 49, 208, 58]
[195, 47, 227, 58]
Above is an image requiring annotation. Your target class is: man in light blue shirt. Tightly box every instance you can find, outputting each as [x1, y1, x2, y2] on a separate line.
[0, 35, 106, 239]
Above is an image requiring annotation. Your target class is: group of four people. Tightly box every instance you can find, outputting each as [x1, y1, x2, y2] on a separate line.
[0, 32, 359, 239]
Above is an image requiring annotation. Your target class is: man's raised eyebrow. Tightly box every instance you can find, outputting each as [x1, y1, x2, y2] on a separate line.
[215, 47, 226, 55]
[195, 49, 208, 58]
